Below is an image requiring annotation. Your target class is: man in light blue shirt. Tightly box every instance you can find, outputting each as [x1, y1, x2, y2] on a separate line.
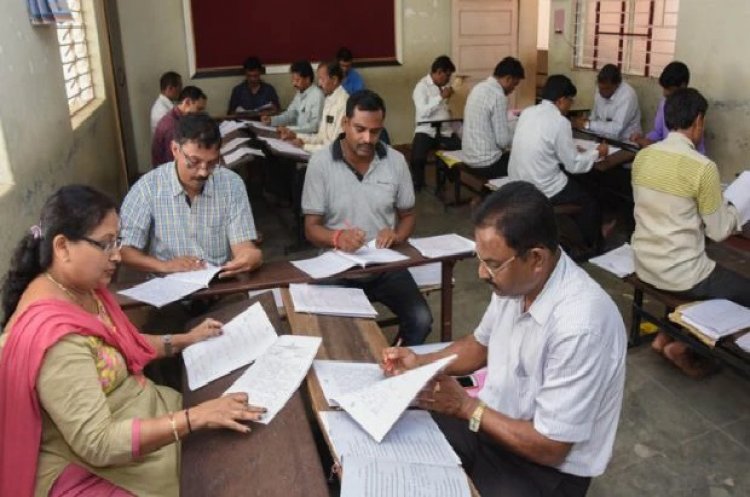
[263, 61, 325, 134]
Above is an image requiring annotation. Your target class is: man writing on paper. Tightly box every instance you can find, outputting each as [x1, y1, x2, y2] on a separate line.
[631, 88, 750, 377]
[280, 61, 348, 153]
[383, 182, 626, 496]
[301, 90, 432, 345]
[121, 113, 262, 279]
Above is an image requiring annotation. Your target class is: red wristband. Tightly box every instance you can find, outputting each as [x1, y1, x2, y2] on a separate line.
[332, 229, 343, 249]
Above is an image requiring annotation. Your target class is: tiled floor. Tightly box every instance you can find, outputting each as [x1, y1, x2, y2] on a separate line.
[252, 179, 749, 497]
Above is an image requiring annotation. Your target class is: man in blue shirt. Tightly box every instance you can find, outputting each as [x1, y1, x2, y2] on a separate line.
[337, 47, 365, 94]
[227, 56, 280, 115]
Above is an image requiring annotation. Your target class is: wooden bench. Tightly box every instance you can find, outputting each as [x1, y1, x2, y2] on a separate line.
[434, 150, 494, 206]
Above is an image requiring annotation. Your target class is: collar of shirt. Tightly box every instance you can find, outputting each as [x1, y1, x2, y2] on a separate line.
[486, 75, 504, 93]
[166, 161, 215, 198]
[158, 93, 173, 107]
[664, 131, 697, 151]
[332, 133, 387, 162]
[523, 252, 569, 326]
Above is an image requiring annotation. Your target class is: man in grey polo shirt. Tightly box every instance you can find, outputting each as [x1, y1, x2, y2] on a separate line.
[383, 182, 626, 496]
[301, 90, 433, 345]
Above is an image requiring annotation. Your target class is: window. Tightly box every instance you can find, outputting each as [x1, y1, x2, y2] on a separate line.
[56, 0, 95, 116]
[574, 0, 679, 77]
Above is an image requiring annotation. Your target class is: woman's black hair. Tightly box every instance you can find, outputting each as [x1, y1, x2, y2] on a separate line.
[1, 185, 117, 325]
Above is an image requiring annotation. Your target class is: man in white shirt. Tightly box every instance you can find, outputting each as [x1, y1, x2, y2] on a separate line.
[263, 60, 325, 134]
[462, 57, 525, 178]
[383, 182, 626, 497]
[150, 71, 182, 136]
[280, 61, 349, 152]
[410, 55, 461, 191]
[509, 75, 608, 255]
[574, 64, 641, 141]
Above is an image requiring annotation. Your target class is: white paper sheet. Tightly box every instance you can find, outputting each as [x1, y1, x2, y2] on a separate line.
[167, 264, 221, 287]
[340, 455, 471, 497]
[333, 355, 457, 442]
[320, 410, 461, 467]
[220, 137, 250, 155]
[680, 299, 750, 340]
[258, 136, 311, 158]
[224, 335, 322, 424]
[408, 263, 443, 288]
[223, 146, 265, 164]
[117, 277, 205, 308]
[485, 176, 515, 191]
[724, 171, 750, 225]
[247, 121, 278, 132]
[408, 342, 452, 355]
[409, 234, 476, 258]
[313, 360, 385, 407]
[219, 120, 247, 137]
[182, 303, 278, 390]
[289, 284, 378, 318]
[574, 138, 622, 157]
[588, 243, 635, 277]
[291, 251, 356, 279]
[335, 240, 409, 266]
[736, 332, 750, 353]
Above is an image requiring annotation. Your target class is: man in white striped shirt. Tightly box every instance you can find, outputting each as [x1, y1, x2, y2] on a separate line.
[462, 57, 525, 178]
[383, 182, 626, 496]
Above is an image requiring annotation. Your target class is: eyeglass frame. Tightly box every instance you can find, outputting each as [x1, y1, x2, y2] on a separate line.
[178, 144, 223, 171]
[476, 253, 516, 279]
[80, 236, 123, 254]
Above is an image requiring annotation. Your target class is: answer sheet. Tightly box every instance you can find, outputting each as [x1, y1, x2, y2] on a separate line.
[219, 120, 247, 137]
[223, 146, 265, 164]
[291, 251, 356, 279]
[340, 456, 471, 497]
[182, 302, 278, 390]
[117, 277, 204, 308]
[588, 243, 635, 277]
[257, 136, 311, 158]
[313, 360, 385, 407]
[220, 137, 250, 155]
[409, 234, 476, 258]
[333, 355, 457, 442]
[225, 335, 322, 424]
[167, 264, 221, 287]
[320, 410, 461, 467]
[289, 284, 378, 318]
[335, 240, 409, 266]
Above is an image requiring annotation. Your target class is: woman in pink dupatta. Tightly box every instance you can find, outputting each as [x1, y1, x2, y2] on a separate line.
[0, 186, 265, 497]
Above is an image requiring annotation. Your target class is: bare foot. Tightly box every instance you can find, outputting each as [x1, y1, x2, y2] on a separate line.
[662, 342, 717, 379]
[651, 331, 672, 355]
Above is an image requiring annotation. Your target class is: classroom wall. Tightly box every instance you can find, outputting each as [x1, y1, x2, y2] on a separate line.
[116, 0, 452, 173]
[548, 0, 750, 180]
[0, 0, 124, 284]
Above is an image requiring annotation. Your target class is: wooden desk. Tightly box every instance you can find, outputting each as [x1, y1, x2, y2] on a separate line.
[281, 289, 480, 496]
[180, 293, 329, 497]
[114, 245, 472, 341]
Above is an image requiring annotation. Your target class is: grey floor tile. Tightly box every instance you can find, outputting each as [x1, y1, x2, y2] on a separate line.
[719, 416, 750, 451]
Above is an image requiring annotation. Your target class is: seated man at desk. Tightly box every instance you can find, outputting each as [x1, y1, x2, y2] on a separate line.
[152, 86, 207, 167]
[280, 61, 349, 153]
[337, 46, 365, 95]
[631, 88, 750, 377]
[122, 113, 263, 278]
[572, 64, 641, 141]
[383, 182, 626, 497]
[462, 57, 525, 178]
[410, 55, 461, 191]
[301, 90, 432, 345]
[227, 56, 280, 115]
[630, 61, 706, 153]
[262, 60, 325, 134]
[150, 71, 182, 136]
[509, 75, 608, 257]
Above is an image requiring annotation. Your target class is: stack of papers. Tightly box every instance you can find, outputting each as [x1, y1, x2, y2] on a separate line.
[219, 120, 247, 137]
[289, 284, 378, 318]
[257, 136, 311, 159]
[410, 234, 475, 258]
[225, 335, 322, 424]
[678, 299, 750, 341]
[235, 102, 274, 113]
[724, 171, 750, 225]
[247, 121, 278, 133]
[291, 242, 408, 279]
[574, 138, 621, 157]
[223, 146, 264, 164]
[588, 243, 635, 277]
[182, 302, 278, 390]
[117, 264, 221, 308]
[220, 136, 250, 155]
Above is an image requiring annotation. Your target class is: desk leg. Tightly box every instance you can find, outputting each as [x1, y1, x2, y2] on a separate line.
[629, 287, 643, 347]
[440, 261, 455, 342]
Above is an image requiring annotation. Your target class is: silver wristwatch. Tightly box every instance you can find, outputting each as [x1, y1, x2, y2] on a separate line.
[162, 334, 174, 356]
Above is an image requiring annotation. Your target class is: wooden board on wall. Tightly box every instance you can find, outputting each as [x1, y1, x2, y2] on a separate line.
[186, 0, 397, 76]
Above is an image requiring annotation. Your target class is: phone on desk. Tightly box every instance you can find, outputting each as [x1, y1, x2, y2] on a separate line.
[456, 375, 477, 388]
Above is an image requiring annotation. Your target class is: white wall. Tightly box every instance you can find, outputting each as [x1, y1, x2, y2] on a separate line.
[0, 0, 124, 282]
[117, 0, 452, 173]
[548, 0, 750, 180]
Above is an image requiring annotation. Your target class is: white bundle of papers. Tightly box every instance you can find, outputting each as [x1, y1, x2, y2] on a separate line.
[574, 138, 621, 157]
[588, 243, 635, 277]
[182, 302, 278, 390]
[219, 120, 247, 137]
[225, 335, 321, 424]
[289, 284, 378, 318]
[291, 242, 408, 280]
[680, 299, 750, 341]
[486, 176, 515, 191]
[220, 136, 250, 155]
[736, 333, 750, 353]
[117, 264, 221, 308]
[257, 136, 311, 159]
[223, 146, 264, 164]
[333, 354, 456, 442]
[410, 234, 475, 258]
[723, 170, 750, 225]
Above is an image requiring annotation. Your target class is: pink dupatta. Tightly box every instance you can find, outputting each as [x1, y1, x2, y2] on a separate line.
[0, 289, 156, 497]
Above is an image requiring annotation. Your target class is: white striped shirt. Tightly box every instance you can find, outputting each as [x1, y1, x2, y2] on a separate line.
[474, 252, 626, 477]
[462, 76, 512, 167]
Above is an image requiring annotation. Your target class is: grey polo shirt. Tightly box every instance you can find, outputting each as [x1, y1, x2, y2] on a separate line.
[301, 137, 415, 241]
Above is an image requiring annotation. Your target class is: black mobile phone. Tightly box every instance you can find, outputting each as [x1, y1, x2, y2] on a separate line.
[456, 375, 477, 388]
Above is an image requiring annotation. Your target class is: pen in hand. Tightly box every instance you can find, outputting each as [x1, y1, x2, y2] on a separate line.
[384, 338, 403, 375]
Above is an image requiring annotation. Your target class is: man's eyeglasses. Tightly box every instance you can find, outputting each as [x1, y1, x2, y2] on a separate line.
[81, 236, 123, 253]
[477, 254, 516, 278]
[179, 145, 222, 171]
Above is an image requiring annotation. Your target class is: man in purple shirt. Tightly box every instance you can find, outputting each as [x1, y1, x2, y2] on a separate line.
[152, 86, 207, 167]
[631, 61, 706, 154]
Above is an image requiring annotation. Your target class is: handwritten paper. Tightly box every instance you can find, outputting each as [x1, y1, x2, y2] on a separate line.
[588, 243, 635, 277]
[313, 360, 385, 407]
[680, 299, 750, 341]
[340, 456, 471, 497]
[289, 284, 377, 318]
[724, 170, 750, 225]
[291, 251, 357, 279]
[409, 234, 475, 258]
[183, 302, 278, 390]
[333, 355, 457, 442]
[225, 335, 322, 424]
[117, 264, 221, 307]
[320, 410, 461, 467]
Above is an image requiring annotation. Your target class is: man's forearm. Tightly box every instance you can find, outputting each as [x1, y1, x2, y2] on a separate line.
[418, 334, 487, 376]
